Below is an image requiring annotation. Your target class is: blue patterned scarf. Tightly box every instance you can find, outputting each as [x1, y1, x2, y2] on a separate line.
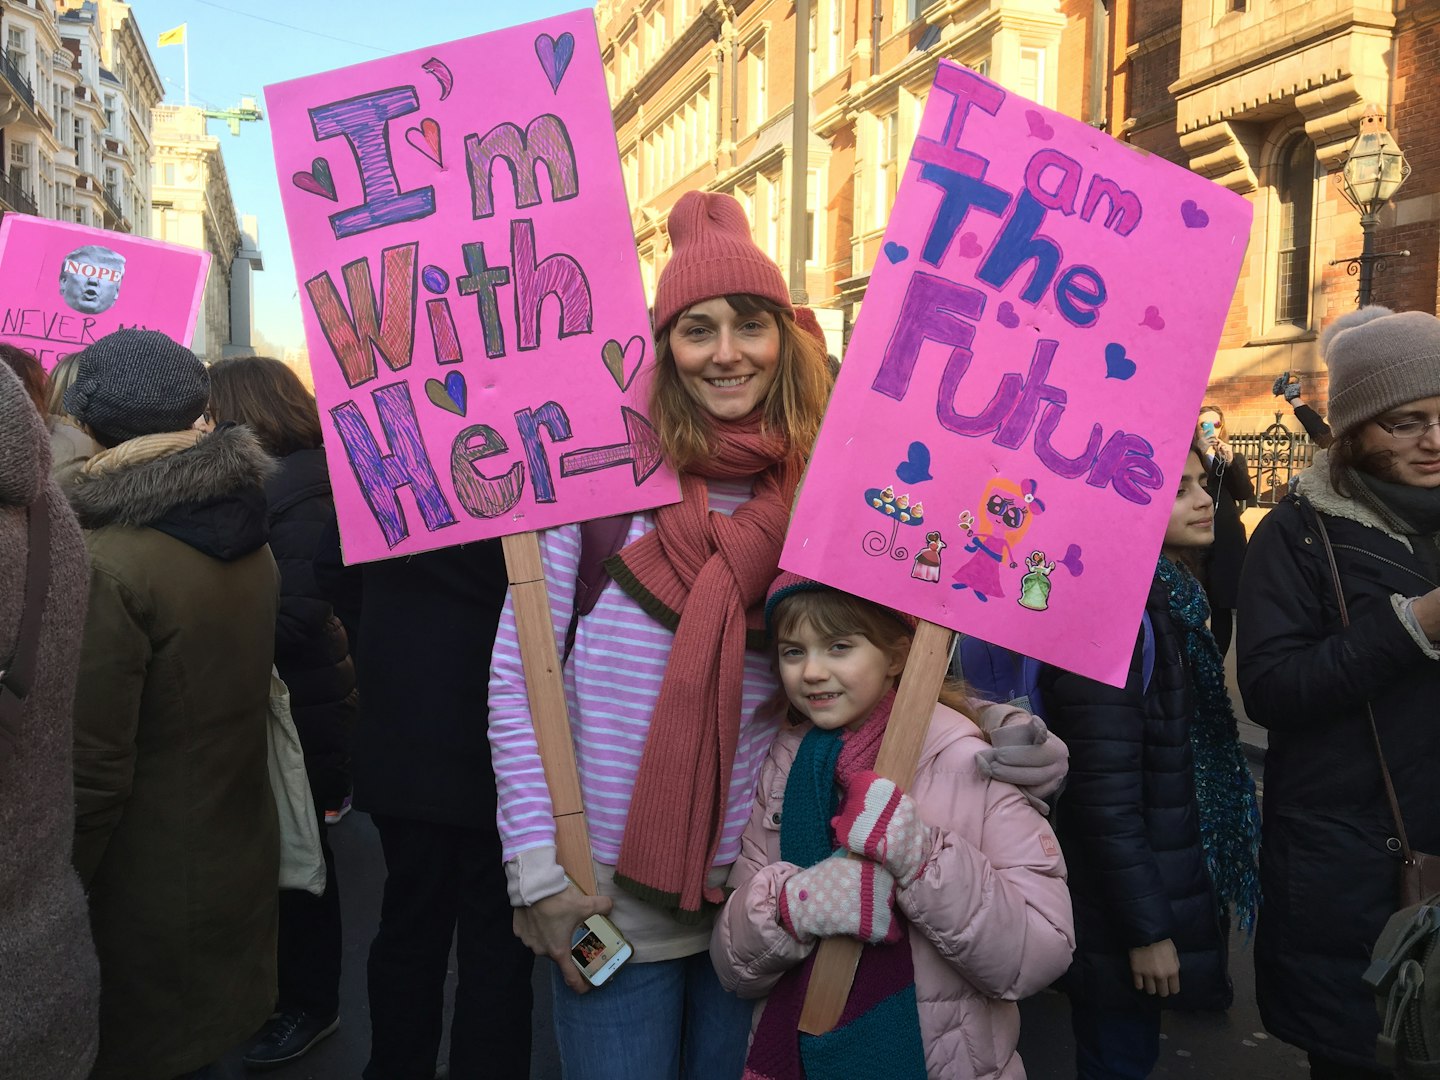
[1155, 555, 1262, 934]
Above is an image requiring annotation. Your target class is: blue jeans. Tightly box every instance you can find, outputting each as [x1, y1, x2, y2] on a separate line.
[551, 951, 753, 1080]
[1071, 998, 1162, 1080]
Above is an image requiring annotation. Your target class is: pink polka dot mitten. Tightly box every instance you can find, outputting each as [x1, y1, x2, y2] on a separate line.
[778, 854, 900, 945]
[831, 771, 932, 887]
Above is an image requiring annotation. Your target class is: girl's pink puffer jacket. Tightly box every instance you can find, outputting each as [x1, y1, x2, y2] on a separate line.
[711, 703, 1076, 1079]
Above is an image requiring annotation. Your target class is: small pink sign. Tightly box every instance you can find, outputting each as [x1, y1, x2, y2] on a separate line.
[781, 63, 1252, 688]
[266, 9, 678, 564]
[0, 214, 209, 369]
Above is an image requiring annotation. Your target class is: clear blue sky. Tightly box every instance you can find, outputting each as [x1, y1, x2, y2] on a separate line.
[139, 1, 586, 354]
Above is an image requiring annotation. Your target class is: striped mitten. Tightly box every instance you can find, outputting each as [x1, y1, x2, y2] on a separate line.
[831, 771, 931, 886]
[779, 855, 900, 944]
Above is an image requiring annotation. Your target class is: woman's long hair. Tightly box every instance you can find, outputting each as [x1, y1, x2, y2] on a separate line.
[649, 294, 832, 478]
[206, 356, 323, 457]
[0, 343, 48, 415]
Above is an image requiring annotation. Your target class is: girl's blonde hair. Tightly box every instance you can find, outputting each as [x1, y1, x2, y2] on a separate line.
[769, 588, 976, 721]
[649, 294, 832, 477]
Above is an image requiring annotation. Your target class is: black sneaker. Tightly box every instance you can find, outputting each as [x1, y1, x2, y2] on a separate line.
[242, 1010, 339, 1070]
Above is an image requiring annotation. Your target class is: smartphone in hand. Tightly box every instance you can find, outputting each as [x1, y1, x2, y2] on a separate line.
[570, 913, 632, 988]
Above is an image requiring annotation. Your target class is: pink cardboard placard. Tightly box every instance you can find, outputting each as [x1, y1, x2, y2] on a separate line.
[265, 9, 678, 564]
[781, 63, 1252, 688]
[0, 214, 210, 369]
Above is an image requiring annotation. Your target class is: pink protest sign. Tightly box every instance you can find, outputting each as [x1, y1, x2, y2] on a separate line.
[782, 63, 1251, 687]
[265, 9, 678, 564]
[0, 214, 210, 370]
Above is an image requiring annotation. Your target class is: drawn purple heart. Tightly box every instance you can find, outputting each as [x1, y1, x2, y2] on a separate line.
[1025, 110, 1054, 140]
[405, 118, 442, 166]
[1104, 342, 1137, 381]
[1058, 543, 1084, 577]
[957, 233, 983, 258]
[292, 157, 336, 201]
[535, 32, 575, 93]
[997, 302, 1020, 329]
[1139, 305, 1165, 331]
[883, 241, 909, 264]
[1181, 200, 1209, 228]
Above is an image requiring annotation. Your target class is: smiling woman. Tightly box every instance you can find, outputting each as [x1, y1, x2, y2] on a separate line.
[1238, 306, 1440, 1077]
[486, 189, 832, 1080]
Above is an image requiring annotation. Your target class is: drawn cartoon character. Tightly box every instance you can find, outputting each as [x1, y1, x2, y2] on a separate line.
[951, 478, 1045, 603]
[1018, 551, 1056, 611]
[910, 531, 947, 582]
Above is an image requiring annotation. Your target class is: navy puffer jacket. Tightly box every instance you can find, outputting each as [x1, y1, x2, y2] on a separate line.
[1040, 571, 1231, 1013]
[265, 447, 356, 809]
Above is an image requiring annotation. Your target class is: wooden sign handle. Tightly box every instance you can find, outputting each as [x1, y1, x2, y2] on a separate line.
[796, 619, 955, 1035]
[501, 532, 597, 896]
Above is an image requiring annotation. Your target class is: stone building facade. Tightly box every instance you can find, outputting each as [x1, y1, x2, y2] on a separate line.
[598, 0, 1106, 352]
[1097, 0, 1434, 430]
[601, 0, 1437, 434]
[0, 0, 158, 231]
[149, 103, 242, 363]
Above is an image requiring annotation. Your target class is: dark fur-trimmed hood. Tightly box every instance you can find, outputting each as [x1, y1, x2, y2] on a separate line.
[66, 424, 277, 560]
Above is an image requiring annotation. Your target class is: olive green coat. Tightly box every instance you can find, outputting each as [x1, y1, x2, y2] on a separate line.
[65, 425, 281, 1080]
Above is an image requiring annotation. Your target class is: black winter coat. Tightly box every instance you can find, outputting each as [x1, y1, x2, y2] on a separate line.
[1040, 572, 1231, 1013]
[1204, 451, 1254, 609]
[265, 449, 356, 810]
[1237, 464, 1440, 1068]
[353, 540, 509, 829]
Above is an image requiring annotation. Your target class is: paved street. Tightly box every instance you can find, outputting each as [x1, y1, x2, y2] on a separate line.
[252, 660, 1307, 1080]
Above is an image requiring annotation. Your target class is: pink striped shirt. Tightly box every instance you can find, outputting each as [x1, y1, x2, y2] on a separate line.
[487, 478, 782, 870]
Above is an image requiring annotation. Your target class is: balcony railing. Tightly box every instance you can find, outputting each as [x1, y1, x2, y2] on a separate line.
[0, 51, 35, 112]
[102, 186, 126, 224]
[0, 170, 38, 216]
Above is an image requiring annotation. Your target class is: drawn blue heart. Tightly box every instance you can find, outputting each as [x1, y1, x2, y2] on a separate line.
[1104, 343, 1137, 381]
[883, 242, 909, 264]
[444, 370, 467, 414]
[895, 441, 932, 484]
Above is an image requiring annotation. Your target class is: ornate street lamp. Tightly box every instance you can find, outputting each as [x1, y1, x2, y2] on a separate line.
[1333, 105, 1411, 307]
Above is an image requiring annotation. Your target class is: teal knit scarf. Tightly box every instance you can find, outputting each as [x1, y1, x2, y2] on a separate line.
[741, 721, 927, 1080]
[1155, 555, 1262, 933]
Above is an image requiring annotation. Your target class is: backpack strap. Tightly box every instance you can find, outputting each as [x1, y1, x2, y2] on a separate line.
[0, 499, 52, 761]
[562, 514, 633, 664]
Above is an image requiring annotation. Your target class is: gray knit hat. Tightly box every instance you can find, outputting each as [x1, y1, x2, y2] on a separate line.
[1322, 306, 1440, 436]
[64, 329, 209, 444]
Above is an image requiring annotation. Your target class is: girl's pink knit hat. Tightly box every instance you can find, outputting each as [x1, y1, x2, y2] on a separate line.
[652, 190, 793, 331]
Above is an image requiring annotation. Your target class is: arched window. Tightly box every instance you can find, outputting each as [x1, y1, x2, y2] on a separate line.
[1273, 135, 1315, 327]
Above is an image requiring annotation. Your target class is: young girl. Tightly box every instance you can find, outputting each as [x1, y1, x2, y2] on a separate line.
[712, 574, 1076, 1080]
[1040, 437, 1260, 1080]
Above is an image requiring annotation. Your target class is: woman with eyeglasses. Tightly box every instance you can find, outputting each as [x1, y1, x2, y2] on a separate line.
[1238, 306, 1440, 1080]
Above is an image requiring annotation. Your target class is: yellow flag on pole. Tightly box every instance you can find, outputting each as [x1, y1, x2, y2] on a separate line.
[158, 24, 186, 47]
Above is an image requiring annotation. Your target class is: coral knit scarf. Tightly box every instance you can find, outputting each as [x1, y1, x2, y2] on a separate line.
[609, 414, 795, 919]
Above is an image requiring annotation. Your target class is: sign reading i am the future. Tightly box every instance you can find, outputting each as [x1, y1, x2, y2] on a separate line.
[782, 63, 1251, 688]
[0, 214, 210, 370]
[266, 9, 679, 564]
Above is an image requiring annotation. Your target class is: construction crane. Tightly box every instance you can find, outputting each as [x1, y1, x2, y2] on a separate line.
[202, 97, 264, 136]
